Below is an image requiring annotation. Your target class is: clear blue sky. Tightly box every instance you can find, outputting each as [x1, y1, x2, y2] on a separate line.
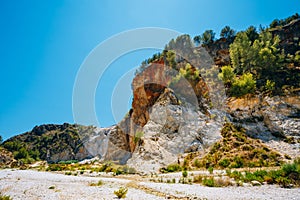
[1, 0, 299, 139]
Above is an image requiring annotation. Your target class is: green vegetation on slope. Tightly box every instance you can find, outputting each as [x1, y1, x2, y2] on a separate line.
[194, 123, 283, 169]
[160, 123, 284, 173]
[0, 124, 93, 164]
[226, 158, 300, 187]
[137, 13, 300, 98]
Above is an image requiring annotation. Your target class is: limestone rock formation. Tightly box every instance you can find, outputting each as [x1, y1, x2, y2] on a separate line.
[227, 94, 300, 159]
[127, 88, 223, 173]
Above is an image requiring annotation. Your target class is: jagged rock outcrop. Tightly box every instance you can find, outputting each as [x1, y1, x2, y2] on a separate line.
[0, 147, 16, 167]
[131, 63, 170, 128]
[270, 19, 300, 55]
[127, 88, 223, 173]
[79, 125, 131, 164]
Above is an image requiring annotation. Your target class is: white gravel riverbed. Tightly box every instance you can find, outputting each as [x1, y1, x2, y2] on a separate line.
[0, 169, 299, 200]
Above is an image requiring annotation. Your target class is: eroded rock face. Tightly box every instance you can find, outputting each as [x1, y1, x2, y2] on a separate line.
[131, 63, 170, 128]
[227, 94, 300, 159]
[0, 147, 16, 167]
[127, 88, 222, 173]
[263, 96, 300, 138]
[228, 95, 300, 138]
[79, 125, 132, 165]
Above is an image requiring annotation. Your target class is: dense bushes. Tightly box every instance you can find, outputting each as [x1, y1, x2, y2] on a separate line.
[227, 159, 300, 187]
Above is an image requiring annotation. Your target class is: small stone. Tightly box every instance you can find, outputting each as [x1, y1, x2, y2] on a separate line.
[251, 180, 261, 186]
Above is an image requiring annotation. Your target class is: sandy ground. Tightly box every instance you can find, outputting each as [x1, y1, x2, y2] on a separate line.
[0, 169, 299, 200]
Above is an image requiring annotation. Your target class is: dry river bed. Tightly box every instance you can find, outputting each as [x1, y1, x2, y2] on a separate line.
[0, 169, 299, 200]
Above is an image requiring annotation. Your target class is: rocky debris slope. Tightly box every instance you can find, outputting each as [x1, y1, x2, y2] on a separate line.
[227, 94, 300, 159]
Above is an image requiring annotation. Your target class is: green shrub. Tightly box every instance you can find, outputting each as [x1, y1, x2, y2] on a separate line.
[208, 166, 214, 174]
[193, 159, 201, 168]
[89, 180, 103, 186]
[114, 168, 123, 176]
[182, 170, 188, 178]
[265, 79, 275, 92]
[218, 158, 230, 168]
[275, 177, 291, 188]
[281, 163, 298, 176]
[0, 193, 12, 200]
[114, 187, 128, 199]
[122, 166, 136, 174]
[65, 171, 72, 176]
[3, 141, 22, 152]
[230, 73, 256, 97]
[218, 65, 235, 84]
[202, 177, 215, 187]
[134, 132, 144, 144]
[99, 163, 111, 172]
[228, 170, 243, 181]
[243, 171, 263, 183]
[47, 164, 62, 171]
[14, 147, 29, 159]
[161, 163, 182, 173]
[226, 159, 300, 188]
[230, 156, 244, 168]
[58, 160, 78, 164]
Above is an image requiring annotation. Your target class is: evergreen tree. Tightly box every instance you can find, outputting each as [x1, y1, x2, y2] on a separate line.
[220, 26, 236, 39]
[201, 30, 216, 45]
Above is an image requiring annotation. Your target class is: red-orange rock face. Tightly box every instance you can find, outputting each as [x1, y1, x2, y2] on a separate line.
[131, 62, 171, 128]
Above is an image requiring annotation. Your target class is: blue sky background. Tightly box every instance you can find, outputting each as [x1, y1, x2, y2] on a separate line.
[1, 0, 299, 139]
